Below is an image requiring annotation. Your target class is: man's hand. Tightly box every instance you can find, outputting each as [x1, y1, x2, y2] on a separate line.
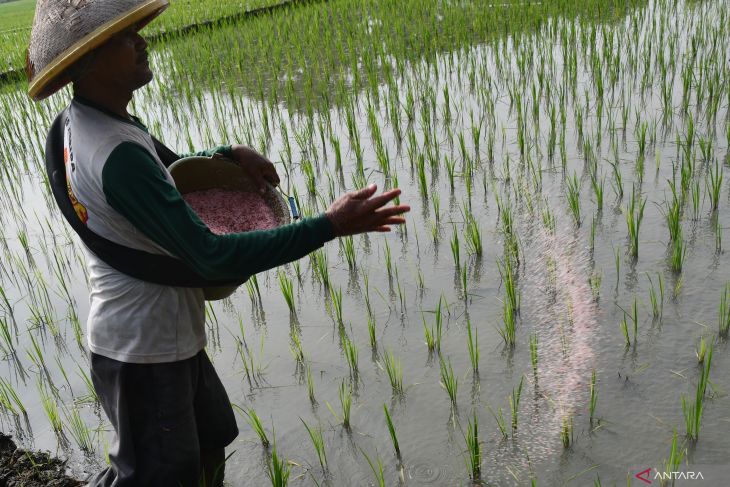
[227, 145, 280, 193]
[326, 184, 410, 237]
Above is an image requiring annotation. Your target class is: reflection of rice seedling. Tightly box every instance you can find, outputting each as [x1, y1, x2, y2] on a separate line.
[530, 333, 538, 378]
[383, 404, 401, 459]
[467, 319, 479, 374]
[278, 270, 295, 313]
[509, 377, 524, 432]
[589, 370, 598, 424]
[381, 350, 403, 394]
[300, 418, 327, 471]
[561, 414, 574, 448]
[682, 342, 712, 441]
[439, 356, 458, 406]
[464, 410, 481, 482]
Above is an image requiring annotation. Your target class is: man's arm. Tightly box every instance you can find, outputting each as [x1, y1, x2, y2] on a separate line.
[102, 142, 334, 281]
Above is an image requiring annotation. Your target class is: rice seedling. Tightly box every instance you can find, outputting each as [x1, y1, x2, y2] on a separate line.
[329, 285, 344, 327]
[277, 270, 295, 313]
[509, 377, 524, 432]
[705, 158, 723, 211]
[660, 428, 686, 487]
[289, 330, 305, 366]
[499, 298, 517, 348]
[342, 333, 359, 376]
[300, 418, 327, 471]
[720, 284, 730, 338]
[367, 315, 377, 350]
[682, 342, 712, 441]
[381, 350, 403, 395]
[450, 226, 461, 269]
[464, 410, 482, 482]
[589, 370, 598, 424]
[341, 236, 357, 270]
[423, 298, 443, 353]
[383, 240, 393, 278]
[241, 407, 270, 447]
[64, 406, 95, 453]
[530, 333, 538, 378]
[306, 363, 316, 405]
[566, 171, 581, 226]
[619, 312, 631, 348]
[498, 257, 520, 312]
[591, 173, 604, 212]
[465, 215, 483, 256]
[39, 380, 63, 436]
[312, 250, 330, 289]
[466, 319, 479, 374]
[266, 437, 291, 487]
[670, 230, 687, 273]
[361, 449, 386, 487]
[560, 414, 574, 448]
[624, 186, 646, 258]
[439, 356, 458, 406]
[383, 404, 401, 459]
[695, 336, 707, 363]
[648, 273, 665, 320]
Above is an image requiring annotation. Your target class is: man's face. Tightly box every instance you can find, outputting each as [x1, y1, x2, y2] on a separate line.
[89, 26, 153, 92]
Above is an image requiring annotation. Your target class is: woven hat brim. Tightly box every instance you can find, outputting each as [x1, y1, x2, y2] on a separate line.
[28, 0, 169, 101]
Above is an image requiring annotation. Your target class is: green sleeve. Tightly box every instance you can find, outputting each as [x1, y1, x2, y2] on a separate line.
[179, 145, 233, 159]
[101, 142, 334, 281]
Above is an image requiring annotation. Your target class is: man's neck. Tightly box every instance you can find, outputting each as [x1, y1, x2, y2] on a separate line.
[73, 86, 132, 119]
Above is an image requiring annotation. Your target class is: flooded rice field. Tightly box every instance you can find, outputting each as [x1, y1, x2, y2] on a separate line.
[0, 0, 728, 485]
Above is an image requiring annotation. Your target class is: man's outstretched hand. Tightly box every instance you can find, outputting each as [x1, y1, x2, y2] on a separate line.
[326, 184, 410, 237]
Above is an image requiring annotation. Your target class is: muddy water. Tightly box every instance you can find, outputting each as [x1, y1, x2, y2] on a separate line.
[0, 0, 728, 485]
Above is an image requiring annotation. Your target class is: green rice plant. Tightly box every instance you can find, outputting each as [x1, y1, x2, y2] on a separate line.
[381, 350, 403, 395]
[241, 407, 270, 447]
[64, 406, 94, 453]
[266, 437, 291, 487]
[498, 298, 517, 348]
[300, 419, 327, 471]
[312, 250, 330, 289]
[691, 180, 701, 220]
[367, 315, 377, 350]
[560, 414, 574, 448]
[566, 171, 581, 226]
[609, 159, 624, 200]
[589, 268, 602, 301]
[383, 240, 393, 278]
[670, 230, 687, 273]
[497, 257, 520, 312]
[705, 158, 723, 211]
[464, 410, 482, 482]
[277, 270, 295, 313]
[660, 428, 685, 487]
[38, 380, 63, 436]
[665, 193, 681, 241]
[647, 273, 665, 320]
[450, 226, 461, 269]
[682, 342, 712, 441]
[431, 193, 441, 223]
[0, 377, 25, 416]
[509, 377, 524, 432]
[624, 186, 646, 258]
[339, 381, 352, 429]
[542, 205, 556, 233]
[589, 370, 598, 424]
[306, 363, 316, 405]
[343, 333, 359, 376]
[466, 319, 479, 374]
[716, 217, 722, 253]
[465, 215, 483, 256]
[439, 356, 458, 406]
[383, 404, 401, 459]
[289, 330, 305, 365]
[591, 174, 604, 212]
[0, 317, 14, 357]
[695, 336, 707, 363]
[301, 160, 316, 195]
[631, 297, 639, 346]
[529, 333, 538, 378]
[423, 298, 443, 353]
[341, 236, 357, 270]
[245, 274, 263, 305]
[719, 284, 730, 338]
[329, 285, 344, 327]
[361, 449, 386, 487]
[416, 154, 428, 198]
[619, 312, 631, 347]
[488, 405, 508, 439]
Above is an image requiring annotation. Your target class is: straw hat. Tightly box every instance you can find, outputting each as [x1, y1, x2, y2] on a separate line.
[27, 0, 169, 101]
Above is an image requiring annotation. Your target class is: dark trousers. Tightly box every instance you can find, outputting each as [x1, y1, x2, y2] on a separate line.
[87, 351, 238, 487]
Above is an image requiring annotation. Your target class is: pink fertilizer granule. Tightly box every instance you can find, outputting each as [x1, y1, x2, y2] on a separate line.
[184, 189, 278, 235]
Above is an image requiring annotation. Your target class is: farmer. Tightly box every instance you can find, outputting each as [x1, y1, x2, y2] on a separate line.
[26, 1, 409, 486]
